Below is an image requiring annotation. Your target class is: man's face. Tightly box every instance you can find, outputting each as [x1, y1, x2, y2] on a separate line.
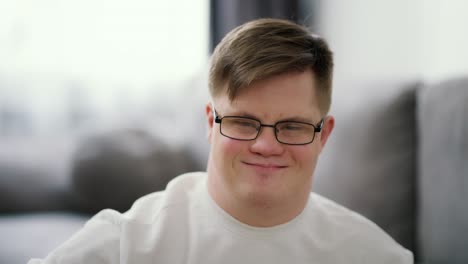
[206, 70, 334, 209]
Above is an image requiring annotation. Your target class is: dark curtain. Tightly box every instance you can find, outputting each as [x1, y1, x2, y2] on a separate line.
[210, 0, 314, 52]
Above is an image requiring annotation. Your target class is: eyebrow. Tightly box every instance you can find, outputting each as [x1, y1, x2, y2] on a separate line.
[280, 116, 316, 124]
[223, 110, 316, 124]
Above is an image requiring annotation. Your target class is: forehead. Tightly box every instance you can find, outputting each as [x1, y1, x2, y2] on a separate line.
[215, 70, 321, 121]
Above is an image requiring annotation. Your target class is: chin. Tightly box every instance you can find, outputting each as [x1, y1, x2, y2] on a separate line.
[238, 167, 282, 186]
[236, 171, 286, 199]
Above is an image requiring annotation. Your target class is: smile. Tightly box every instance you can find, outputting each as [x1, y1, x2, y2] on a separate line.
[242, 161, 288, 170]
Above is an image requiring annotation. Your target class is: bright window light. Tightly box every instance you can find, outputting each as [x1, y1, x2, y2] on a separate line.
[0, 0, 209, 136]
[0, 0, 208, 84]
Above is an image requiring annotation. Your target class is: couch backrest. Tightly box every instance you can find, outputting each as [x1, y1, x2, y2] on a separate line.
[417, 77, 468, 263]
[313, 80, 419, 253]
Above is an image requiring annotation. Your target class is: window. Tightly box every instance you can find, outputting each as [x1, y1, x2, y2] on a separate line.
[0, 0, 209, 136]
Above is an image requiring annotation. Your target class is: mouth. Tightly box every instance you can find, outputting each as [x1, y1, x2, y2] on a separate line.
[242, 161, 288, 170]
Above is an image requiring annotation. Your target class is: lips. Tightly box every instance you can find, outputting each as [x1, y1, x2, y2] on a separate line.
[242, 161, 288, 169]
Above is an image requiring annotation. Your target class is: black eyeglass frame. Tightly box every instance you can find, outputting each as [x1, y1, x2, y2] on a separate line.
[213, 110, 324, 145]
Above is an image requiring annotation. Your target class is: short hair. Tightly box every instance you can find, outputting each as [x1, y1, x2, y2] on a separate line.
[209, 18, 334, 115]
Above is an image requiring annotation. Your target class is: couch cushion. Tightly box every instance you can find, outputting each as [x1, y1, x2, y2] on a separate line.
[313, 80, 419, 252]
[0, 138, 74, 212]
[417, 77, 468, 263]
[71, 129, 198, 213]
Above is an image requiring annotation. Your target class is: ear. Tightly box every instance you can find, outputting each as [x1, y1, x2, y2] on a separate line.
[205, 102, 215, 142]
[318, 115, 335, 152]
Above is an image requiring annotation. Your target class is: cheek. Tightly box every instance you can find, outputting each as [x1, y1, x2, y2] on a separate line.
[290, 145, 320, 171]
[214, 136, 245, 163]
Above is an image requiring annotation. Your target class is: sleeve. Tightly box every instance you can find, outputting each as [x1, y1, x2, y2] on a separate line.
[27, 209, 122, 264]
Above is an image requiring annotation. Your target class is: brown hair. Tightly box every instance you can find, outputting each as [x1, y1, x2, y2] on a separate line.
[209, 18, 334, 115]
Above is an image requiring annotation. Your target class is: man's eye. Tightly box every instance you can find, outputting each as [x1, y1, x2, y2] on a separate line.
[282, 124, 305, 131]
[233, 120, 257, 128]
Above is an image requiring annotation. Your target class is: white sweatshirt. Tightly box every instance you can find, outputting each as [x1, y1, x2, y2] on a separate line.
[29, 172, 413, 264]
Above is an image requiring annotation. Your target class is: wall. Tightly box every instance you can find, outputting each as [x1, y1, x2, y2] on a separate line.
[315, 0, 468, 88]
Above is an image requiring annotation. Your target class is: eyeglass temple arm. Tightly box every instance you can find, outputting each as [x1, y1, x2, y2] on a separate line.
[315, 118, 325, 132]
[211, 103, 222, 123]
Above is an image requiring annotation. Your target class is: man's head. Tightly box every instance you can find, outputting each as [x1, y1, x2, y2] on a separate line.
[205, 18, 335, 227]
[209, 18, 333, 115]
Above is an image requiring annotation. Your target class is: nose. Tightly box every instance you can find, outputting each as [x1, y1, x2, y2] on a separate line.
[249, 126, 284, 156]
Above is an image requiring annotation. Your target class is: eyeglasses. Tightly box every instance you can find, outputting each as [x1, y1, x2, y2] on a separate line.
[213, 109, 324, 145]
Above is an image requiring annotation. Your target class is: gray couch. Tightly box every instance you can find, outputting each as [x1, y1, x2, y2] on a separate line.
[1, 76, 467, 264]
[314, 77, 468, 263]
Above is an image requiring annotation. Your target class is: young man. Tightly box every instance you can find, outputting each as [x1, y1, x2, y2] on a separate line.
[30, 18, 413, 263]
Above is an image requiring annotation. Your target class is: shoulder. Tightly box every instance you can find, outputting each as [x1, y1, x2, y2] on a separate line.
[31, 208, 123, 263]
[307, 193, 413, 263]
[32, 172, 207, 263]
[124, 171, 207, 222]
[308, 192, 373, 225]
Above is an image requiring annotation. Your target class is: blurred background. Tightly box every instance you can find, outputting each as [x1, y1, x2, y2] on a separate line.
[1, 1, 467, 264]
[0, 0, 467, 139]
[0, 0, 209, 139]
